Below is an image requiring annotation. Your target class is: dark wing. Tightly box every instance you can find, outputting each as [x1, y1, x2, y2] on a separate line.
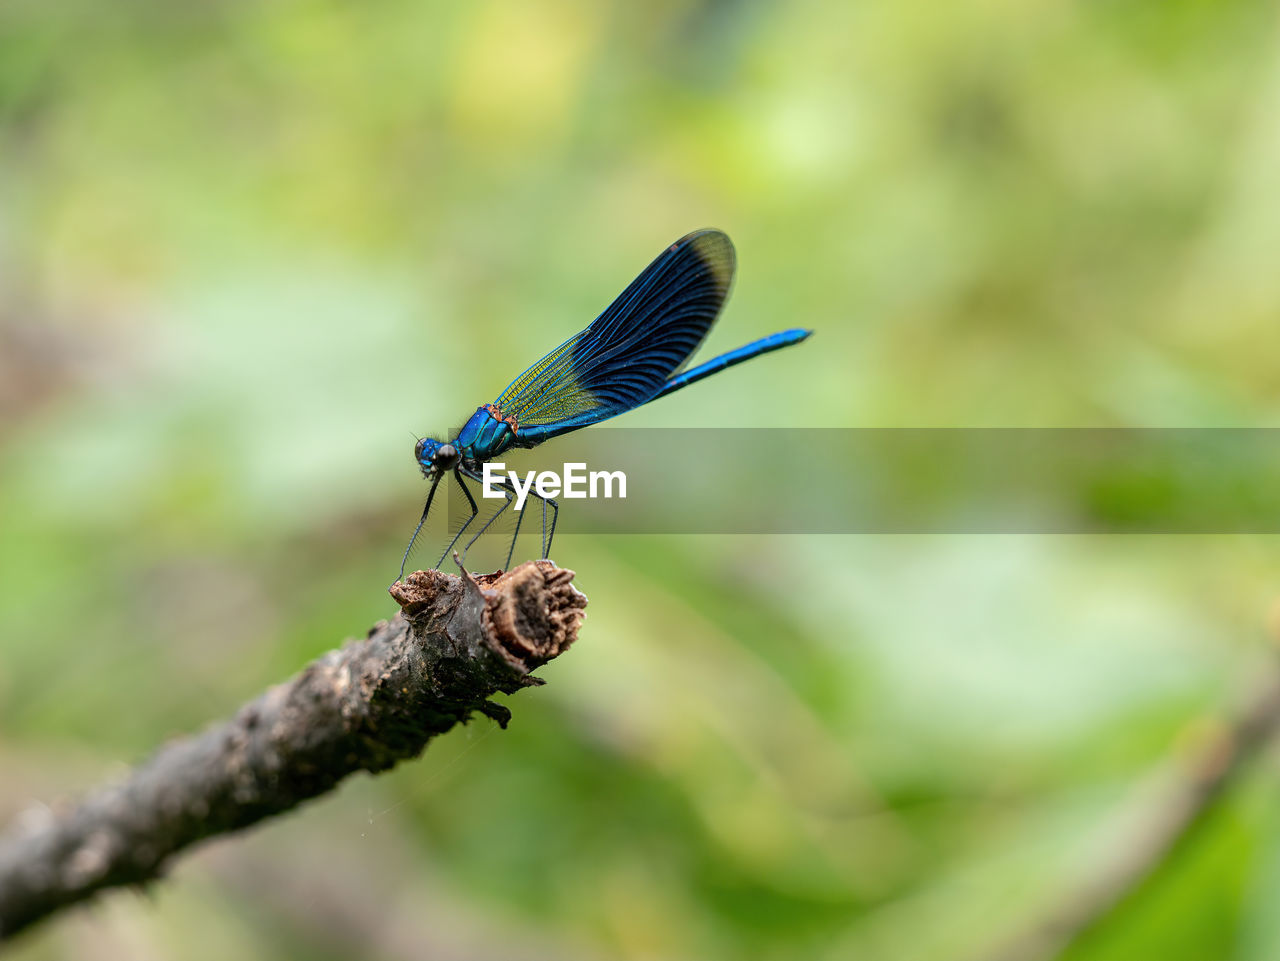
[494, 229, 735, 430]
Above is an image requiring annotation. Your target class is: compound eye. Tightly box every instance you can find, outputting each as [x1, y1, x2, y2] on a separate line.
[434, 443, 459, 470]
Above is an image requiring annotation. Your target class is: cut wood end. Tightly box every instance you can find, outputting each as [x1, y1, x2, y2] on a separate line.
[481, 561, 588, 673]
[390, 561, 587, 674]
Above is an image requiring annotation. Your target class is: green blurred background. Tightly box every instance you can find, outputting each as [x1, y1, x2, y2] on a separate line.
[4, 1, 1280, 958]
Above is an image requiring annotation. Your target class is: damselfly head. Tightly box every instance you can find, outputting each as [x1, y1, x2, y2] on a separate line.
[414, 437, 459, 476]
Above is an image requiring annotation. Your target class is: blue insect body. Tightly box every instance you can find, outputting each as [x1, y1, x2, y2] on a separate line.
[401, 229, 812, 579]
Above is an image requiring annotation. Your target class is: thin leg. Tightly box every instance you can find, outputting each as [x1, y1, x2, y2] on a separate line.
[399, 472, 442, 581]
[506, 498, 525, 570]
[436, 471, 479, 569]
[460, 467, 524, 571]
[518, 489, 559, 560]
[460, 488, 513, 562]
[543, 496, 558, 559]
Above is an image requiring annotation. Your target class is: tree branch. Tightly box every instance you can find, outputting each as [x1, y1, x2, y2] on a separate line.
[0, 561, 587, 942]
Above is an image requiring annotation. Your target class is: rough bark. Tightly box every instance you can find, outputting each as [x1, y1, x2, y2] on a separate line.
[0, 561, 586, 941]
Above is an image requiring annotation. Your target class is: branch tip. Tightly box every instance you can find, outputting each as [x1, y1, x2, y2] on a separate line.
[0, 560, 587, 942]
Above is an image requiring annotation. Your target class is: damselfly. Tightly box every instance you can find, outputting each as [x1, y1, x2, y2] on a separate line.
[400, 229, 811, 579]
